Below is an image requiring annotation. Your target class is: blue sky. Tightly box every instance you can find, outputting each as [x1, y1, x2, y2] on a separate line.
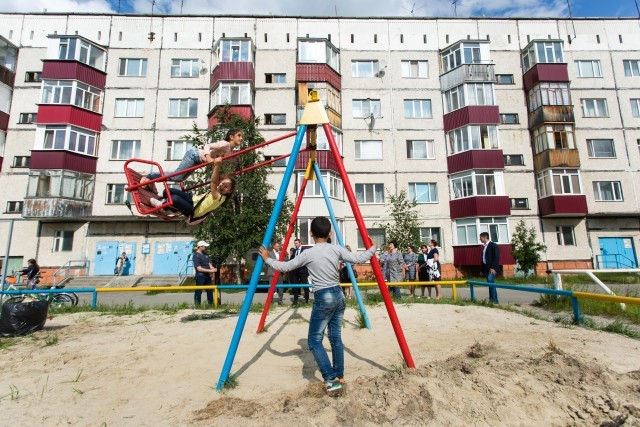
[1, 0, 638, 18]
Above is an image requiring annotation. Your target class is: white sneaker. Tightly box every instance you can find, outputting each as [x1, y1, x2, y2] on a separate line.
[150, 198, 164, 208]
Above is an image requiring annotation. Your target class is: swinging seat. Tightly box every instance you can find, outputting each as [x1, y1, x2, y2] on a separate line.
[124, 164, 181, 221]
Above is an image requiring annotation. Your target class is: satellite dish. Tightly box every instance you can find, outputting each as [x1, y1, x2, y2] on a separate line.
[376, 70, 386, 78]
[200, 67, 208, 75]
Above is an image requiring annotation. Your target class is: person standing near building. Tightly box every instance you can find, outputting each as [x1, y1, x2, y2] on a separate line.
[480, 232, 500, 304]
[290, 238, 309, 304]
[193, 241, 216, 306]
[267, 241, 288, 304]
[403, 245, 418, 298]
[427, 240, 442, 299]
[381, 241, 403, 298]
[115, 252, 129, 276]
[416, 244, 429, 298]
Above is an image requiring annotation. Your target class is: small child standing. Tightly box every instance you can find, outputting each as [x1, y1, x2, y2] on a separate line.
[259, 217, 376, 394]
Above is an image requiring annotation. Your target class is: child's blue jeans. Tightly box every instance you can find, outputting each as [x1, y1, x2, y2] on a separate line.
[308, 286, 346, 381]
[147, 148, 201, 182]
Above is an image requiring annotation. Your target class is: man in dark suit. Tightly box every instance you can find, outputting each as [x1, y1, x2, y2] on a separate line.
[267, 241, 288, 305]
[480, 232, 500, 304]
[289, 238, 310, 304]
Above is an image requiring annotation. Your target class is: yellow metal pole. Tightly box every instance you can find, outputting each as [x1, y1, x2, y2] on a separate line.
[214, 287, 219, 309]
[572, 291, 640, 305]
[452, 284, 457, 301]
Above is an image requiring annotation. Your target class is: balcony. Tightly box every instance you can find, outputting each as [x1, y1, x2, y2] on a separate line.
[523, 63, 569, 92]
[528, 105, 574, 129]
[0, 111, 8, 131]
[42, 60, 106, 89]
[538, 195, 588, 217]
[208, 105, 254, 128]
[533, 149, 580, 171]
[296, 63, 341, 91]
[447, 149, 504, 174]
[443, 106, 500, 132]
[210, 62, 255, 88]
[452, 244, 516, 266]
[295, 150, 340, 173]
[439, 63, 496, 92]
[449, 196, 511, 219]
[30, 150, 98, 174]
[36, 105, 102, 132]
[22, 198, 92, 219]
[0, 64, 15, 88]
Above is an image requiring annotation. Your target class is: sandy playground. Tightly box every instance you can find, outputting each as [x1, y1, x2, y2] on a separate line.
[1, 303, 639, 426]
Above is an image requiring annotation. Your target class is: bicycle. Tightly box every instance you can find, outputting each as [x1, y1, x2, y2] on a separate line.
[2, 272, 79, 308]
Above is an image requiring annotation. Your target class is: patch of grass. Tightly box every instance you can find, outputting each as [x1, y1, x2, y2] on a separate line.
[73, 388, 84, 396]
[73, 368, 84, 383]
[44, 333, 59, 346]
[40, 375, 49, 400]
[0, 338, 17, 350]
[600, 320, 640, 339]
[221, 372, 238, 390]
[1, 384, 25, 401]
[355, 309, 367, 329]
[181, 312, 226, 322]
[257, 325, 269, 333]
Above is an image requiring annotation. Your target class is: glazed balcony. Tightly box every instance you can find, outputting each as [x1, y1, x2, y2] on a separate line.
[36, 105, 102, 132]
[210, 62, 255, 89]
[443, 106, 500, 132]
[522, 63, 569, 92]
[439, 63, 495, 92]
[452, 244, 516, 266]
[538, 195, 588, 217]
[295, 150, 340, 174]
[533, 149, 580, 171]
[449, 196, 511, 219]
[447, 149, 504, 174]
[42, 60, 106, 89]
[528, 105, 574, 129]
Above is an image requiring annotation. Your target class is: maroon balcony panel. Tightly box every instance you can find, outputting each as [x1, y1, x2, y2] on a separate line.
[296, 63, 341, 91]
[447, 149, 504, 174]
[0, 110, 8, 131]
[538, 195, 588, 217]
[522, 63, 569, 92]
[208, 105, 254, 128]
[449, 196, 511, 219]
[453, 244, 516, 266]
[0, 65, 15, 88]
[443, 106, 500, 132]
[295, 150, 340, 173]
[0, 156, 3, 172]
[30, 150, 97, 174]
[42, 60, 106, 89]
[36, 105, 102, 132]
[210, 62, 255, 88]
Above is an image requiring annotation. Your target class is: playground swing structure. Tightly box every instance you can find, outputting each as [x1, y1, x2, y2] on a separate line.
[216, 91, 415, 391]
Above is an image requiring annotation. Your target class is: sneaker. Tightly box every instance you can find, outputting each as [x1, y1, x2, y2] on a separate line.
[324, 379, 342, 393]
[150, 198, 164, 208]
[336, 377, 345, 384]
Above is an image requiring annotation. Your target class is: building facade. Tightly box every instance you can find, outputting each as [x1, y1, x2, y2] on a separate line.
[0, 13, 639, 278]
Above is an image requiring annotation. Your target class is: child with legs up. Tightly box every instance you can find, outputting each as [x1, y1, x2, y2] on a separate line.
[259, 217, 376, 393]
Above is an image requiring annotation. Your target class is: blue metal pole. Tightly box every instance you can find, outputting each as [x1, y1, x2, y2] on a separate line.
[216, 125, 308, 391]
[312, 162, 371, 329]
[470, 284, 475, 301]
[92, 290, 98, 309]
[571, 296, 581, 324]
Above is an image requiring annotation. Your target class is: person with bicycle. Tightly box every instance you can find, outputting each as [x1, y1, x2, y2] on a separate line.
[21, 258, 40, 289]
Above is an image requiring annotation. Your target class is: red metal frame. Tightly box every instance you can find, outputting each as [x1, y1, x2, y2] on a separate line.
[124, 159, 177, 220]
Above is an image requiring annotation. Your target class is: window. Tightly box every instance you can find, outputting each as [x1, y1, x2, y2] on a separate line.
[352, 99, 381, 118]
[296, 171, 343, 199]
[527, 82, 571, 112]
[53, 230, 73, 252]
[357, 228, 385, 250]
[446, 125, 499, 155]
[18, 113, 37, 124]
[12, 156, 30, 168]
[500, 113, 519, 124]
[169, 98, 198, 118]
[401, 60, 428, 78]
[556, 226, 575, 246]
[587, 139, 616, 158]
[351, 60, 379, 78]
[171, 59, 200, 77]
[41, 80, 73, 104]
[73, 82, 101, 112]
[297, 39, 340, 71]
[42, 126, 98, 156]
[419, 228, 441, 246]
[593, 181, 623, 201]
[57, 38, 105, 70]
[41, 80, 102, 113]
[219, 39, 251, 62]
[118, 58, 147, 77]
[496, 74, 514, 84]
[24, 71, 41, 83]
[532, 124, 575, 153]
[212, 82, 251, 106]
[406, 140, 435, 159]
[441, 42, 482, 73]
[404, 99, 432, 118]
[409, 183, 438, 203]
[536, 169, 582, 198]
[166, 140, 193, 160]
[304, 82, 341, 113]
[264, 155, 287, 167]
[106, 184, 133, 204]
[355, 140, 382, 160]
[455, 219, 478, 245]
[110, 140, 140, 160]
[575, 60, 602, 78]
[455, 217, 509, 245]
[479, 217, 510, 243]
[631, 99, 640, 117]
[450, 170, 502, 199]
[264, 114, 286, 125]
[623, 60, 640, 77]
[265, 73, 286, 83]
[522, 41, 563, 72]
[510, 198, 529, 209]
[114, 98, 144, 117]
[581, 98, 608, 117]
[6, 201, 23, 213]
[443, 83, 494, 113]
[504, 154, 524, 166]
[26, 170, 94, 200]
[355, 183, 384, 204]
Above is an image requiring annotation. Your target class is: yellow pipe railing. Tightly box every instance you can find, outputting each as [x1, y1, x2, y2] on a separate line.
[572, 291, 640, 305]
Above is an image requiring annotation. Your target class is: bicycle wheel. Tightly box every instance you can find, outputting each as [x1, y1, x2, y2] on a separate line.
[63, 292, 79, 306]
[50, 293, 74, 309]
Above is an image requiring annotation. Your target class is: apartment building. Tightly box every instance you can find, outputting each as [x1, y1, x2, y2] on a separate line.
[0, 13, 639, 278]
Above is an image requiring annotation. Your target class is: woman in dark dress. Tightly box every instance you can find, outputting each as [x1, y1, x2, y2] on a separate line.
[427, 239, 442, 299]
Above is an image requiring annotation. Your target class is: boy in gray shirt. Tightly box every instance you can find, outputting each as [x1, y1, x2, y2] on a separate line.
[260, 216, 376, 394]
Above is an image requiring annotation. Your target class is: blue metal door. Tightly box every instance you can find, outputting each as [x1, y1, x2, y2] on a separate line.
[599, 237, 638, 269]
[153, 241, 194, 275]
[94, 242, 137, 275]
[117, 242, 137, 275]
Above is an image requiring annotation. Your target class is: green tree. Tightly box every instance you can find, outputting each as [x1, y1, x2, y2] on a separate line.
[510, 219, 547, 277]
[185, 106, 293, 281]
[375, 190, 421, 250]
